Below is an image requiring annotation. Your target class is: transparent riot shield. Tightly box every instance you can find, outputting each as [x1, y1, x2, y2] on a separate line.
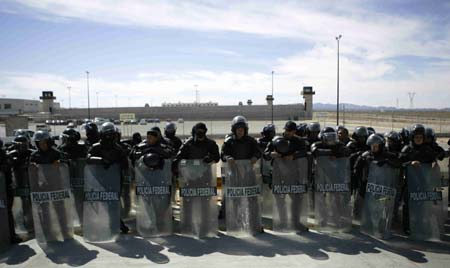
[255, 159, 273, 220]
[314, 156, 352, 232]
[121, 159, 133, 219]
[272, 157, 309, 233]
[224, 160, 262, 236]
[12, 164, 34, 233]
[178, 159, 217, 238]
[29, 163, 74, 244]
[437, 158, 449, 225]
[407, 163, 443, 241]
[68, 158, 86, 228]
[83, 163, 121, 243]
[0, 171, 11, 251]
[135, 159, 172, 237]
[361, 162, 397, 239]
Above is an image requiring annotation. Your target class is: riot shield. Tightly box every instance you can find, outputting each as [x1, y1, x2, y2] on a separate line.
[224, 160, 262, 236]
[121, 160, 133, 219]
[29, 163, 73, 244]
[178, 159, 217, 238]
[255, 159, 273, 220]
[407, 163, 443, 241]
[12, 164, 34, 233]
[135, 159, 172, 237]
[272, 157, 309, 233]
[361, 162, 397, 239]
[0, 171, 11, 251]
[314, 156, 352, 232]
[68, 158, 86, 228]
[83, 163, 121, 243]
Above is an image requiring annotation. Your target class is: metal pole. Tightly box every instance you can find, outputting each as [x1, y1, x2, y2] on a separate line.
[271, 70, 274, 124]
[336, 35, 342, 126]
[86, 71, 91, 120]
[67, 86, 71, 109]
[96, 92, 99, 108]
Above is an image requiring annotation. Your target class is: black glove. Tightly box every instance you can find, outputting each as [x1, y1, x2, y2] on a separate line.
[203, 155, 213, 164]
[376, 160, 386, 167]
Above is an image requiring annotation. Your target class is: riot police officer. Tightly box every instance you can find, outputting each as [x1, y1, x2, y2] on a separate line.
[164, 122, 182, 154]
[264, 121, 308, 161]
[399, 124, 443, 235]
[87, 122, 130, 233]
[306, 122, 321, 149]
[30, 130, 66, 164]
[336, 125, 351, 145]
[221, 116, 261, 163]
[175, 122, 220, 164]
[130, 127, 173, 166]
[385, 131, 403, 156]
[1, 138, 21, 243]
[311, 127, 350, 158]
[353, 134, 401, 216]
[257, 124, 276, 153]
[84, 122, 100, 148]
[58, 128, 87, 159]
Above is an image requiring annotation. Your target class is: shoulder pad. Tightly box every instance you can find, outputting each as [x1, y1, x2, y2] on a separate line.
[362, 151, 371, 158]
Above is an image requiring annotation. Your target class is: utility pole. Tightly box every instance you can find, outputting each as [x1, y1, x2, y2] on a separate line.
[408, 92, 416, 109]
[336, 34, 342, 126]
[271, 70, 274, 124]
[67, 86, 71, 109]
[86, 71, 91, 120]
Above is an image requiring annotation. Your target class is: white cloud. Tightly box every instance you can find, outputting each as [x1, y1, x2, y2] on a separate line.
[8, 0, 450, 61]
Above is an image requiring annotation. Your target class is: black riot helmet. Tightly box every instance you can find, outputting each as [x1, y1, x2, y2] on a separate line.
[13, 135, 29, 151]
[132, 132, 142, 145]
[367, 127, 376, 135]
[14, 129, 33, 141]
[296, 123, 307, 137]
[307, 122, 321, 134]
[367, 133, 385, 146]
[385, 131, 402, 152]
[272, 136, 291, 155]
[410, 124, 425, 138]
[352, 126, 369, 143]
[261, 124, 276, 139]
[318, 127, 338, 146]
[62, 128, 81, 143]
[143, 153, 164, 170]
[399, 128, 410, 145]
[231, 115, 248, 134]
[33, 130, 52, 149]
[85, 122, 98, 136]
[164, 122, 177, 137]
[367, 133, 385, 153]
[99, 122, 117, 144]
[425, 127, 436, 143]
[192, 122, 208, 139]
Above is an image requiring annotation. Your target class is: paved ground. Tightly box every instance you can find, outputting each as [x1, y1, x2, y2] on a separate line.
[1, 214, 450, 268]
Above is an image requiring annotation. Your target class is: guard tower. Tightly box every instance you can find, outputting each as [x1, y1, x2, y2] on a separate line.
[40, 91, 56, 113]
[302, 86, 315, 119]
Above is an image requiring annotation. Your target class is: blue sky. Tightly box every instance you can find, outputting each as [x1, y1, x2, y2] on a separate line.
[1, 0, 449, 108]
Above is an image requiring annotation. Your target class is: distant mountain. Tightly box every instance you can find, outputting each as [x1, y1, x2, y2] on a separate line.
[313, 103, 450, 111]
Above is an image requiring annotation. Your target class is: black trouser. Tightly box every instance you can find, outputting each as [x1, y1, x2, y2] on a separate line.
[7, 189, 17, 239]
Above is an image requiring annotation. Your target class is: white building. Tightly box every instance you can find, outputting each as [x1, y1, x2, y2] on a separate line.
[0, 98, 41, 115]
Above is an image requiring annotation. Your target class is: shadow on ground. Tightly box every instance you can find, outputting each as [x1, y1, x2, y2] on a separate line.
[93, 235, 169, 264]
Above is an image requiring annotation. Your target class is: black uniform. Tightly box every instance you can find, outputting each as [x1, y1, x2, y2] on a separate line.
[221, 135, 261, 161]
[175, 137, 220, 163]
[263, 135, 308, 160]
[30, 147, 66, 164]
[58, 142, 87, 160]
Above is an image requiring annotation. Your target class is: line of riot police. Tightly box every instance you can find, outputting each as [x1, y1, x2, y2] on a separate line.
[1, 117, 449, 248]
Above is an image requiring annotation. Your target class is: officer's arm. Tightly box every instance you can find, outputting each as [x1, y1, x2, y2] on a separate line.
[251, 138, 262, 160]
[209, 141, 221, 163]
[263, 141, 274, 161]
[221, 139, 233, 162]
[311, 143, 333, 157]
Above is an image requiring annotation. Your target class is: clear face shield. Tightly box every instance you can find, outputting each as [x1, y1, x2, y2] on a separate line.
[322, 132, 338, 146]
